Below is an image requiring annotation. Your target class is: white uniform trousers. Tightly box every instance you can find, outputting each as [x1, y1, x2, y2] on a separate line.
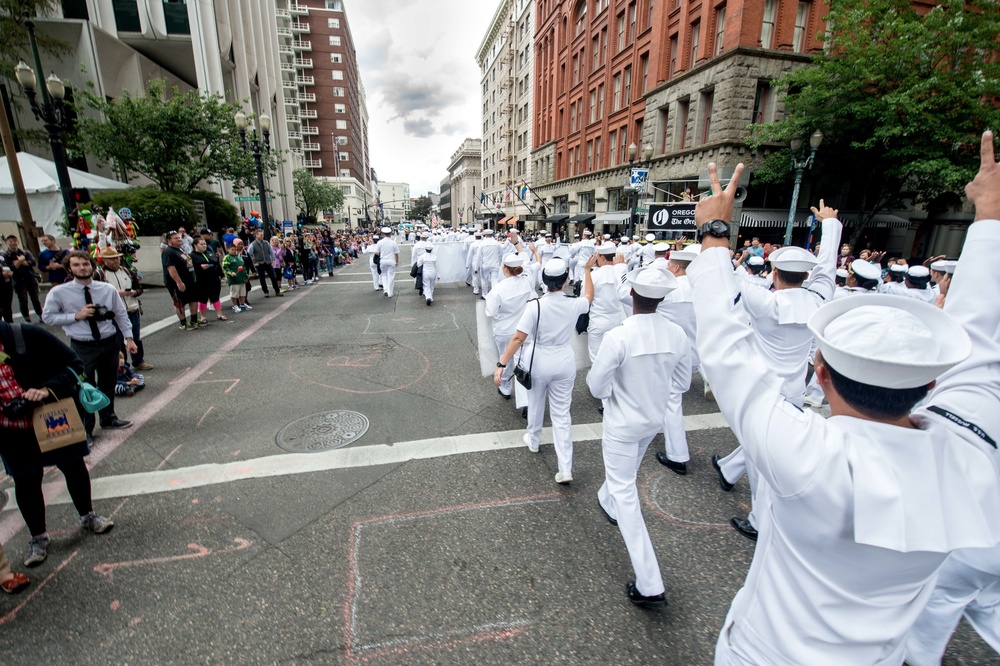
[422, 267, 437, 301]
[494, 334, 516, 396]
[480, 265, 500, 298]
[661, 390, 689, 463]
[587, 326, 610, 363]
[380, 263, 397, 297]
[369, 262, 380, 290]
[597, 432, 664, 597]
[466, 262, 475, 285]
[524, 344, 576, 475]
[905, 546, 1000, 665]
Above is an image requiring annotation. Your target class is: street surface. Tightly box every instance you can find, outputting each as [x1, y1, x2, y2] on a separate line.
[0, 246, 993, 664]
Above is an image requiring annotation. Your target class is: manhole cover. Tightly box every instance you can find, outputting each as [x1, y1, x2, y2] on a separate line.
[276, 410, 370, 453]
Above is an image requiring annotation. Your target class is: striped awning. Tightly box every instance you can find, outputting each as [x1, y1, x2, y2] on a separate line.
[740, 209, 912, 229]
[594, 211, 632, 225]
[498, 214, 519, 225]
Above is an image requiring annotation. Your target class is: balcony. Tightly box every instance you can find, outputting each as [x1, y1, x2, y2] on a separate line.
[296, 75, 315, 86]
[297, 91, 316, 103]
[283, 95, 298, 105]
[302, 159, 322, 169]
[289, 2, 309, 15]
[276, 26, 292, 38]
[275, 8, 290, 19]
[280, 62, 295, 73]
[278, 44, 293, 55]
[282, 79, 297, 90]
[292, 39, 311, 51]
[301, 109, 317, 119]
[294, 57, 313, 68]
[291, 21, 310, 33]
[287, 130, 302, 140]
[303, 142, 321, 152]
[285, 114, 301, 124]
[301, 125, 319, 135]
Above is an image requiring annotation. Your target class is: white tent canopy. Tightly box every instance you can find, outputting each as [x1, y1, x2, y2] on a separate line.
[0, 152, 129, 236]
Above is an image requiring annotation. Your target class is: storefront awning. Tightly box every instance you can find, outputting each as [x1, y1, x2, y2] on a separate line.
[839, 212, 912, 229]
[594, 211, 632, 225]
[498, 214, 520, 225]
[570, 213, 596, 223]
[739, 209, 912, 229]
[544, 214, 570, 223]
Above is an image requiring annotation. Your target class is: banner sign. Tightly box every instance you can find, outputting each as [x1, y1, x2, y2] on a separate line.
[647, 203, 697, 231]
[629, 168, 649, 189]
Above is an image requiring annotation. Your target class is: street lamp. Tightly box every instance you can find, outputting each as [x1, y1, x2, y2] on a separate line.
[235, 110, 272, 240]
[627, 142, 655, 237]
[15, 14, 76, 234]
[784, 129, 823, 245]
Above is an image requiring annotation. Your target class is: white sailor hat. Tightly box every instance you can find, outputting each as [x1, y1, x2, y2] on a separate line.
[620, 236, 630, 242]
[889, 264, 907, 274]
[474, 231, 482, 237]
[574, 233, 580, 238]
[836, 268, 849, 279]
[808, 296, 971, 389]
[421, 232, 430, 238]
[652, 242, 671, 253]
[769, 246, 819, 272]
[583, 229, 592, 236]
[749, 256, 766, 267]
[850, 260, 882, 282]
[542, 257, 568, 276]
[627, 266, 678, 299]
[930, 259, 958, 274]
[381, 227, 391, 234]
[632, 235, 640, 241]
[645, 233, 656, 242]
[483, 228, 494, 235]
[596, 244, 618, 256]
[907, 265, 930, 278]
[538, 230, 548, 236]
[503, 253, 526, 267]
[670, 244, 701, 262]
[603, 233, 612, 240]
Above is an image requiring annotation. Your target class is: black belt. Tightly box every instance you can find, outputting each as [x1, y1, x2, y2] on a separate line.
[70, 336, 117, 347]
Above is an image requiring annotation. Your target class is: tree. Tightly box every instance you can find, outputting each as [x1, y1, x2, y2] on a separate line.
[73, 78, 278, 193]
[293, 168, 344, 221]
[410, 195, 432, 220]
[748, 0, 1000, 243]
[0, 2, 67, 83]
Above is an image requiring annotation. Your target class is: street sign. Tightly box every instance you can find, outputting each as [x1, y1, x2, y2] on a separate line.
[283, 221, 293, 236]
[629, 168, 649, 190]
[234, 195, 273, 202]
[647, 202, 698, 232]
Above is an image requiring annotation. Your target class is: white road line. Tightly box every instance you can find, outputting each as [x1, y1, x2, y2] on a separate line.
[6, 413, 730, 509]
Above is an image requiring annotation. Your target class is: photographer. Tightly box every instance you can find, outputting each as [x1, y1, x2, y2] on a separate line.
[42, 251, 136, 439]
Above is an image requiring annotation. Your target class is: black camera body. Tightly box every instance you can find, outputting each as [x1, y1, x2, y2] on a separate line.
[2, 397, 35, 419]
[92, 304, 116, 321]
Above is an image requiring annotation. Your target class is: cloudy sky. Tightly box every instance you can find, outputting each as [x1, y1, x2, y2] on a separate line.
[348, 0, 499, 198]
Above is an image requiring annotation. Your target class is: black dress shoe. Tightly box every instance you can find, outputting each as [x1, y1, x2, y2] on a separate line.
[625, 581, 667, 609]
[655, 452, 687, 475]
[598, 500, 618, 526]
[597, 405, 604, 414]
[712, 455, 735, 491]
[498, 387, 511, 400]
[101, 419, 133, 430]
[730, 517, 758, 542]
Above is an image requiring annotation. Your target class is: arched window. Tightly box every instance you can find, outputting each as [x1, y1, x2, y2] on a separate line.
[575, 1, 588, 36]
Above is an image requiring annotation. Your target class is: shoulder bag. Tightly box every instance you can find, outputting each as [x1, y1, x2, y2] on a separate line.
[513, 299, 540, 390]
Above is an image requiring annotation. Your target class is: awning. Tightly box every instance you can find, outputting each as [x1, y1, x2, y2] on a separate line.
[544, 214, 569, 223]
[498, 214, 520, 225]
[570, 213, 595, 223]
[739, 209, 811, 228]
[594, 211, 632, 225]
[839, 212, 912, 229]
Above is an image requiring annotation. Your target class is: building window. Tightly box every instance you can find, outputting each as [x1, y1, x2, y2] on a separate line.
[609, 189, 623, 211]
[752, 81, 773, 124]
[590, 89, 597, 123]
[668, 34, 678, 78]
[690, 21, 700, 66]
[335, 103, 346, 113]
[336, 119, 347, 129]
[572, 54, 580, 85]
[341, 185, 352, 195]
[624, 66, 632, 104]
[620, 126, 628, 163]
[595, 136, 602, 168]
[587, 141, 594, 171]
[609, 130, 618, 165]
[579, 191, 594, 212]
[570, 101, 577, 131]
[325, 0, 342, 9]
[331, 53, 343, 63]
[761, 0, 777, 49]
[617, 13, 626, 51]
[676, 98, 689, 150]
[793, 1, 811, 52]
[332, 70, 344, 80]
[328, 18, 340, 29]
[700, 90, 713, 144]
[575, 0, 587, 36]
[592, 35, 600, 68]
[715, 6, 726, 56]
[329, 35, 341, 46]
[333, 87, 345, 97]
[340, 169, 351, 178]
[628, 2, 636, 43]
[640, 53, 649, 92]
[336, 135, 348, 145]
[657, 106, 670, 154]
[613, 73, 621, 110]
[598, 84, 605, 119]
[648, 0, 654, 29]
[339, 152, 350, 162]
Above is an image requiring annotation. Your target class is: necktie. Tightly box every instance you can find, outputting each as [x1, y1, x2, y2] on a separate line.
[83, 286, 102, 340]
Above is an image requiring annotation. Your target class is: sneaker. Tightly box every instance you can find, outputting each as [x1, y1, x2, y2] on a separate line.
[80, 512, 115, 534]
[23, 535, 48, 567]
[232, 306, 242, 313]
[178, 322, 188, 331]
[185, 323, 199, 331]
[135, 362, 154, 371]
[242, 304, 253, 311]
[555, 471, 573, 484]
[198, 319, 210, 327]
[523, 433, 539, 454]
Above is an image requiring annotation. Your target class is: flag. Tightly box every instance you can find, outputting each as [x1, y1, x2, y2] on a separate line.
[520, 183, 528, 199]
[480, 192, 486, 204]
[505, 185, 511, 202]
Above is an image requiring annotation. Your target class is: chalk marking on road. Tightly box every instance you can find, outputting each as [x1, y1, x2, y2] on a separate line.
[642, 471, 730, 530]
[196, 407, 215, 428]
[168, 367, 193, 384]
[92, 537, 252, 580]
[0, 287, 312, 544]
[3, 413, 729, 509]
[0, 550, 79, 625]
[289, 341, 431, 395]
[362, 310, 460, 335]
[345, 494, 557, 664]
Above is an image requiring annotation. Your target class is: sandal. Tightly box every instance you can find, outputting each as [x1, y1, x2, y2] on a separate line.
[1, 572, 29, 595]
[217, 315, 229, 321]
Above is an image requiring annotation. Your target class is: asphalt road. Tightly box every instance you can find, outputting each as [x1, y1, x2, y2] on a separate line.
[0, 249, 993, 664]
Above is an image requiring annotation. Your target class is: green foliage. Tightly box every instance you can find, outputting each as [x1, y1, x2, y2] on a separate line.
[0, 2, 69, 81]
[293, 168, 344, 220]
[410, 196, 432, 220]
[73, 79, 280, 193]
[87, 187, 197, 237]
[188, 190, 240, 232]
[748, 0, 1000, 234]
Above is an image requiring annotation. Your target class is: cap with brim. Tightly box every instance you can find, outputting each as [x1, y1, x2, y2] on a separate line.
[645, 233, 656, 242]
[543, 257, 568, 276]
[503, 253, 525, 267]
[200, 229, 212, 235]
[474, 232, 482, 238]
[930, 260, 958, 274]
[850, 260, 882, 282]
[836, 268, 849, 278]
[670, 250, 697, 262]
[484, 229, 494, 235]
[889, 264, 907, 274]
[808, 295, 971, 389]
[749, 256, 766, 267]
[907, 265, 930, 278]
[381, 227, 391, 233]
[583, 230, 592, 236]
[652, 242, 671, 253]
[769, 246, 819, 272]
[627, 266, 678, 299]
[99, 246, 122, 259]
[596, 244, 618, 256]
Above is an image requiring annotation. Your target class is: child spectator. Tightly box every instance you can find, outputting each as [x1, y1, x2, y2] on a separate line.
[115, 352, 145, 397]
[222, 244, 252, 312]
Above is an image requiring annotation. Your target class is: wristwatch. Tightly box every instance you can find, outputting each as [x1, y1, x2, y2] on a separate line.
[497, 362, 506, 368]
[698, 219, 731, 240]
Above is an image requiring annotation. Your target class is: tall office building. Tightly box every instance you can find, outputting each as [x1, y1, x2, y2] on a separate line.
[447, 139, 482, 227]
[476, 0, 536, 228]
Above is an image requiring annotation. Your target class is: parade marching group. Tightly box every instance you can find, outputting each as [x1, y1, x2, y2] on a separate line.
[363, 133, 1000, 665]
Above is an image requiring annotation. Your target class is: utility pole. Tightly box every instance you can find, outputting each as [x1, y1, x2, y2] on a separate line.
[0, 87, 41, 256]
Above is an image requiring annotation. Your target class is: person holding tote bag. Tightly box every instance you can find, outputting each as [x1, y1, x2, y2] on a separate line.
[0, 322, 114, 570]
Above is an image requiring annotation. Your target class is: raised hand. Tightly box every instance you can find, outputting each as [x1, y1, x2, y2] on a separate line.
[967, 130, 1000, 221]
[695, 162, 745, 249]
[810, 199, 839, 221]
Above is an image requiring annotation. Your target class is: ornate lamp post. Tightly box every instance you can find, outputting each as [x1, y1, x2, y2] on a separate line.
[15, 14, 75, 232]
[234, 110, 272, 240]
[784, 129, 823, 245]
[627, 142, 654, 237]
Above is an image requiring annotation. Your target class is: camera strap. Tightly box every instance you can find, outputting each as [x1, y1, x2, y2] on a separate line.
[10, 323, 25, 356]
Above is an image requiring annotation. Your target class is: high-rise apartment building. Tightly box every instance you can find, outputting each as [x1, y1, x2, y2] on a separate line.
[476, 0, 536, 227]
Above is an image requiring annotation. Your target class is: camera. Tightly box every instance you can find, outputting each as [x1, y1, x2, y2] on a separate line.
[92, 304, 116, 321]
[2, 397, 35, 419]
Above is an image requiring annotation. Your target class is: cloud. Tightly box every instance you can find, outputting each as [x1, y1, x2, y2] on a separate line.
[357, 28, 394, 71]
[377, 72, 455, 121]
[402, 118, 436, 138]
[441, 121, 466, 136]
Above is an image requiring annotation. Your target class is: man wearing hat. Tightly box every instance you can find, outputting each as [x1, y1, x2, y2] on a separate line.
[928, 258, 957, 298]
[588, 245, 627, 362]
[879, 263, 909, 292]
[711, 203, 842, 540]
[374, 227, 399, 297]
[587, 265, 691, 609]
[463, 229, 479, 287]
[833, 259, 882, 298]
[478, 229, 503, 298]
[95, 246, 151, 371]
[690, 148, 1000, 665]
[735, 253, 770, 288]
[889, 265, 937, 303]
[639, 233, 657, 267]
[411, 233, 431, 295]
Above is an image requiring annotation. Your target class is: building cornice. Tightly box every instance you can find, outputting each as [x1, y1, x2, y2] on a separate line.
[475, 0, 513, 65]
[645, 46, 813, 98]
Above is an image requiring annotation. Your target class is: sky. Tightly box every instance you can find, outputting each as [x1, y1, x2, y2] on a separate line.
[348, 0, 499, 199]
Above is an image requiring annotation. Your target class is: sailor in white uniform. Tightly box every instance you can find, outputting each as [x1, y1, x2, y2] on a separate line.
[693, 156, 1000, 666]
[587, 266, 691, 609]
[588, 245, 628, 362]
[374, 227, 399, 297]
[478, 229, 503, 298]
[363, 239, 381, 291]
[639, 233, 657, 267]
[894, 265, 938, 303]
[735, 254, 770, 287]
[929, 258, 957, 298]
[463, 230, 478, 286]
[416, 245, 438, 305]
[485, 253, 536, 400]
[468, 231, 484, 294]
[878, 263, 909, 293]
[494, 258, 594, 483]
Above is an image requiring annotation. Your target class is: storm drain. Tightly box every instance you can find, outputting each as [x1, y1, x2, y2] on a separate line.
[276, 410, 370, 453]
